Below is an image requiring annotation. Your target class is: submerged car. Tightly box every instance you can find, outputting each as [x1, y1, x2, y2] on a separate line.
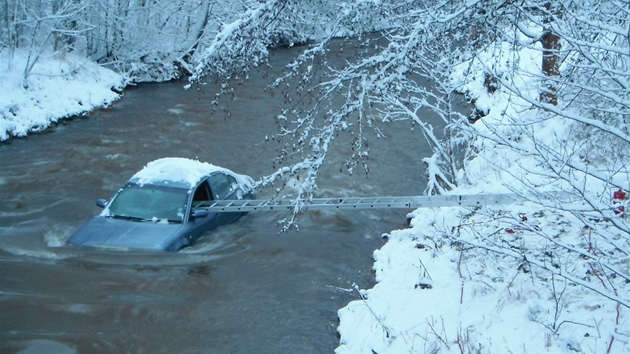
[67, 157, 255, 252]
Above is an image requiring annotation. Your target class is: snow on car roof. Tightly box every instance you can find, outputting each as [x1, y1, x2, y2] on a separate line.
[130, 157, 233, 188]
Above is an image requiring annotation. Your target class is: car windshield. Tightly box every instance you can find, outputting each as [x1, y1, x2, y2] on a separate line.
[106, 184, 188, 222]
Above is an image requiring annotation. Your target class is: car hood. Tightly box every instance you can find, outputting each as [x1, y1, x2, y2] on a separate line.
[67, 216, 184, 251]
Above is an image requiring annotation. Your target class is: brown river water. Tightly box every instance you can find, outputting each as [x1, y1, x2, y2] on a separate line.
[0, 40, 437, 353]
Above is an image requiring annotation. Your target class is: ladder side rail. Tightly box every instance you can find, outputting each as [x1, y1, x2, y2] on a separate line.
[203, 194, 520, 212]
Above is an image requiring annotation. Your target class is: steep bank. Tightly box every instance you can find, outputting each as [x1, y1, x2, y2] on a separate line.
[0, 50, 125, 141]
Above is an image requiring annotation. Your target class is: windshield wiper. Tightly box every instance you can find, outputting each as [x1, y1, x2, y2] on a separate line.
[109, 214, 148, 222]
[107, 214, 182, 223]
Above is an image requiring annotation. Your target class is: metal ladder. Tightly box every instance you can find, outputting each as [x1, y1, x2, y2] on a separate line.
[203, 194, 518, 213]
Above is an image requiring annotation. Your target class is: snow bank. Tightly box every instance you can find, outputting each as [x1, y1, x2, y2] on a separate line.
[337, 37, 629, 354]
[0, 50, 125, 140]
[338, 201, 627, 353]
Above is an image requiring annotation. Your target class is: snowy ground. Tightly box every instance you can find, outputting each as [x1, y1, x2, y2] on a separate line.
[2, 45, 628, 353]
[336, 42, 629, 353]
[337, 202, 628, 353]
[0, 50, 125, 141]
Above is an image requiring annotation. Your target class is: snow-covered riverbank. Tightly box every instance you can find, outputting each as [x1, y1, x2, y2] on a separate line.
[336, 42, 629, 353]
[337, 201, 628, 353]
[0, 50, 125, 141]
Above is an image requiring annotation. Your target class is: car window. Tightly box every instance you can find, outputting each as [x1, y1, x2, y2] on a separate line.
[227, 175, 239, 191]
[192, 181, 212, 208]
[209, 173, 233, 199]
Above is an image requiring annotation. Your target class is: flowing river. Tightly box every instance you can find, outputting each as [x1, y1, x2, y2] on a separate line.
[0, 40, 438, 353]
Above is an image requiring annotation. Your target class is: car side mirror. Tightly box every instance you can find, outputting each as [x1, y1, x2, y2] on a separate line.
[96, 199, 108, 208]
[191, 209, 209, 219]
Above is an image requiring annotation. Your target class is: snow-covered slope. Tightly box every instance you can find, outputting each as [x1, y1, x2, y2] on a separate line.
[0, 50, 125, 141]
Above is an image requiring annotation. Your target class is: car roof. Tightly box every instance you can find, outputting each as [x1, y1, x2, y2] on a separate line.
[128, 157, 229, 189]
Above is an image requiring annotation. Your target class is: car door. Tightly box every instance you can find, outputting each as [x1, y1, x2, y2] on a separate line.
[185, 179, 221, 244]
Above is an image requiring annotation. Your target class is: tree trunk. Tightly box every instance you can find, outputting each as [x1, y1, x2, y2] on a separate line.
[540, 2, 561, 106]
